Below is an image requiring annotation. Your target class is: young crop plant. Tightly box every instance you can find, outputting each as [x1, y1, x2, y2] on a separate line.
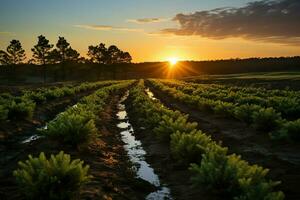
[154, 114, 198, 141]
[233, 104, 261, 124]
[7, 97, 36, 120]
[252, 107, 282, 131]
[13, 151, 91, 200]
[23, 91, 47, 104]
[0, 105, 8, 121]
[271, 119, 300, 141]
[170, 130, 213, 165]
[190, 150, 284, 200]
[212, 100, 236, 117]
[41, 109, 97, 146]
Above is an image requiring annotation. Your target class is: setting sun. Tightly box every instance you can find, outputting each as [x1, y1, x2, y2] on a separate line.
[168, 57, 178, 66]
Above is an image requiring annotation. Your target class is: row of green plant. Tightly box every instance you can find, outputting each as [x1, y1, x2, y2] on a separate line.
[128, 80, 284, 200]
[170, 79, 300, 99]
[160, 79, 300, 119]
[149, 80, 300, 141]
[40, 81, 133, 146]
[13, 81, 133, 199]
[0, 80, 119, 122]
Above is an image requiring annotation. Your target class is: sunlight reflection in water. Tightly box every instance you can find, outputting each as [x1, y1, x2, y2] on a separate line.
[117, 91, 172, 200]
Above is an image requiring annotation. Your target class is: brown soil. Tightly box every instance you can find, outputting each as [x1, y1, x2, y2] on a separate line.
[146, 81, 300, 200]
[0, 93, 154, 200]
[125, 94, 219, 200]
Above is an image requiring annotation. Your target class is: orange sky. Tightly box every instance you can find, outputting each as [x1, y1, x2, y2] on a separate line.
[1, 0, 300, 62]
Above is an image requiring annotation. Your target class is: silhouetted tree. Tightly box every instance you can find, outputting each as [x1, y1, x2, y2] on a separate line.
[31, 35, 53, 65]
[56, 36, 69, 62]
[120, 52, 132, 63]
[77, 57, 91, 64]
[65, 47, 79, 61]
[87, 43, 132, 64]
[7, 40, 26, 64]
[0, 40, 26, 65]
[47, 49, 60, 64]
[107, 45, 131, 64]
[49, 37, 80, 63]
[87, 43, 108, 63]
[0, 50, 11, 65]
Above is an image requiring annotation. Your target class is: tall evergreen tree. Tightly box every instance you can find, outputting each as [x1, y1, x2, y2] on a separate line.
[0, 39, 26, 65]
[6, 40, 26, 64]
[31, 35, 53, 65]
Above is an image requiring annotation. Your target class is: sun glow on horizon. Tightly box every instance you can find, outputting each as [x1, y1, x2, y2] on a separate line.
[168, 57, 179, 66]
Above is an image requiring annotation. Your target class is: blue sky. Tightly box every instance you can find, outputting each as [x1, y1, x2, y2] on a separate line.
[1, 0, 299, 62]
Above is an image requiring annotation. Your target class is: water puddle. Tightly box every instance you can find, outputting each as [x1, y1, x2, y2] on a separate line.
[145, 88, 157, 100]
[20, 103, 78, 144]
[117, 91, 172, 200]
[21, 134, 42, 144]
[21, 125, 47, 144]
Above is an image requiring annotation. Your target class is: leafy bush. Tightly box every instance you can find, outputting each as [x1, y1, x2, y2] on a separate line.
[13, 151, 91, 200]
[24, 91, 47, 104]
[170, 130, 212, 165]
[213, 101, 235, 116]
[233, 104, 261, 124]
[252, 108, 282, 131]
[0, 105, 8, 121]
[42, 110, 97, 146]
[271, 119, 300, 141]
[154, 114, 197, 141]
[190, 151, 284, 200]
[7, 97, 36, 120]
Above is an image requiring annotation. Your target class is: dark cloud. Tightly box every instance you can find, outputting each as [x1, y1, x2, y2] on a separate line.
[161, 0, 300, 44]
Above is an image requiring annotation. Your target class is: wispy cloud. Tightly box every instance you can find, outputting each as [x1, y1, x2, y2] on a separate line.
[0, 31, 16, 36]
[127, 17, 168, 24]
[161, 0, 300, 45]
[74, 24, 143, 32]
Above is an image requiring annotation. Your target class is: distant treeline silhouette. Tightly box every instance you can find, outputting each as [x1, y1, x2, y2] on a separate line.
[1, 35, 300, 83]
[0, 35, 132, 65]
[0, 56, 300, 84]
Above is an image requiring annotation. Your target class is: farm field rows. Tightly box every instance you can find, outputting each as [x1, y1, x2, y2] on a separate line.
[0, 79, 299, 200]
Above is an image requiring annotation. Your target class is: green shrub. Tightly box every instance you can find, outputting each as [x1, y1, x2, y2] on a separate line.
[154, 114, 197, 141]
[190, 150, 283, 200]
[0, 105, 8, 121]
[271, 119, 300, 141]
[44, 88, 64, 100]
[24, 91, 47, 104]
[170, 130, 212, 165]
[189, 146, 234, 196]
[233, 104, 261, 124]
[252, 108, 282, 131]
[13, 151, 91, 200]
[213, 101, 235, 116]
[7, 97, 36, 120]
[42, 111, 97, 146]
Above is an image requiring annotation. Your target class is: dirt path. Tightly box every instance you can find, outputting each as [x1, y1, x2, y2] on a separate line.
[0, 93, 153, 200]
[146, 82, 300, 200]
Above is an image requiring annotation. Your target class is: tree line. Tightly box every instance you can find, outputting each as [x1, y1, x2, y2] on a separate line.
[0, 35, 132, 65]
